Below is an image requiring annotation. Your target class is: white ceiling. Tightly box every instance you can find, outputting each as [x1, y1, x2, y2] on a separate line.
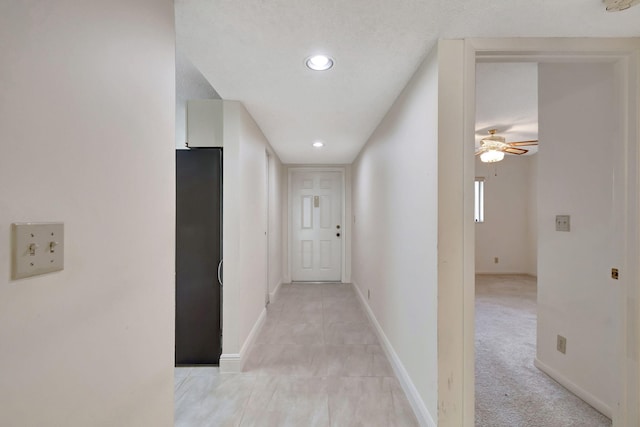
[175, 0, 640, 164]
[475, 62, 538, 156]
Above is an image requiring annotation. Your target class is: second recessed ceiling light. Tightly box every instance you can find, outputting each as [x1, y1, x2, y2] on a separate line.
[306, 55, 334, 71]
[313, 141, 324, 148]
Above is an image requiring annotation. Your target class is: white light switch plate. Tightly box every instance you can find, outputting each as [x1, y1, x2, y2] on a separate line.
[12, 222, 64, 279]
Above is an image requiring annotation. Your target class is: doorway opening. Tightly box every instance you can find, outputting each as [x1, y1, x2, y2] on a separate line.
[456, 39, 639, 426]
[473, 60, 614, 425]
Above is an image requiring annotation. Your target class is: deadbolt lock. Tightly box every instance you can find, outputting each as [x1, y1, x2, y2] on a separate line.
[336, 225, 341, 229]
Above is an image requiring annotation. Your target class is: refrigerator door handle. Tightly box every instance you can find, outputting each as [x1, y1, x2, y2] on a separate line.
[217, 259, 223, 287]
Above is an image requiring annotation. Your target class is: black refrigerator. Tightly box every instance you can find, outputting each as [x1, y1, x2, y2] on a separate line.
[175, 148, 222, 365]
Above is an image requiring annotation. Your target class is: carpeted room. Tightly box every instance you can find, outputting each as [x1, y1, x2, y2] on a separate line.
[474, 61, 619, 426]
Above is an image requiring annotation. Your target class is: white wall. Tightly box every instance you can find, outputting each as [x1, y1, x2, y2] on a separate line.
[175, 50, 220, 149]
[0, 2, 175, 426]
[351, 46, 439, 424]
[536, 62, 622, 416]
[475, 155, 537, 275]
[220, 101, 284, 370]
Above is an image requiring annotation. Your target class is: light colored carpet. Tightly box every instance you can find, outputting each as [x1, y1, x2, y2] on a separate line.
[475, 274, 612, 427]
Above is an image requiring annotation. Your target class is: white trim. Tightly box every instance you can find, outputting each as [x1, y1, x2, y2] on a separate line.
[268, 281, 283, 303]
[287, 166, 347, 283]
[437, 39, 472, 427]
[475, 271, 537, 276]
[352, 281, 436, 427]
[265, 150, 271, 306]
[219, 307, 267, 373]
[218, 353, 241, 373]
[534, 358, 612, 419]
[463, 40, 478, 427]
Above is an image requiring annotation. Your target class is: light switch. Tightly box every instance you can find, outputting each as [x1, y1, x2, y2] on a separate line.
[12, 222, 64, 280]
[555, 215, 570, 232]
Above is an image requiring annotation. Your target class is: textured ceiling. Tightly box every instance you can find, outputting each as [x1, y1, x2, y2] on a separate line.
[175, 0, 640, 164]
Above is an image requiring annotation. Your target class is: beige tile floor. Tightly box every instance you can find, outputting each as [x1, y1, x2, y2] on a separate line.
[174, 283, 419, 427]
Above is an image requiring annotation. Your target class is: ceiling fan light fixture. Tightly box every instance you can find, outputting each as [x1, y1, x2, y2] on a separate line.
[480, 150, 505, 163]
[604, 0, 640, 11]
[306, 54, 334, 71]
[312, 141, 324, 148]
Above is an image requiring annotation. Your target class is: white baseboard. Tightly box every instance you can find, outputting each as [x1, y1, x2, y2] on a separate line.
[352, 281, 436, 427]
[219, 353, 241, 373]
[269, 281, 283, 303]
[534, 358, 612, 419]
[219, 307, 267, 373]
[475, 272, 536, 277]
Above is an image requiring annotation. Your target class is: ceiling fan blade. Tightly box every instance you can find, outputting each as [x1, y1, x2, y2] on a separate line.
[504, 147, 528, 155]
[475, 150, 483, 156]
[508, 140, 538, 147]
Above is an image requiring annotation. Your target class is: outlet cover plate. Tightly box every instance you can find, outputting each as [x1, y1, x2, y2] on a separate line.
[556, 215, 571, 232]
[557, 335, 567, 354]
[12, 222, 64, 280]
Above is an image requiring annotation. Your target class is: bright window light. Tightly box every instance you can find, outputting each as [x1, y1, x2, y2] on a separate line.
[474, 178, 484, 223]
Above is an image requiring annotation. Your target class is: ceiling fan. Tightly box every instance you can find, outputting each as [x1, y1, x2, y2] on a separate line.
[475, 129, 538, 163]
[604, 0, 640, 12]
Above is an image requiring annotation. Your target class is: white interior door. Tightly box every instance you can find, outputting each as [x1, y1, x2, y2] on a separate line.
[291, 170, 342, 281]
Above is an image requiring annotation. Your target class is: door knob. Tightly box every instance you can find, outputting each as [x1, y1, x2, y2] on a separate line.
[336, 233, 341, 237]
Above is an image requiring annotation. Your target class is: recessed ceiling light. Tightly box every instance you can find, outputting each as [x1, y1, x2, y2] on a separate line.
[306, 55, 334, 71]
[312, 141, 324, 148]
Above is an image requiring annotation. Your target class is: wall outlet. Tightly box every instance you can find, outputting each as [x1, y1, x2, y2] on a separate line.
[367, 289, 370, 300]
[494, 257, 499, 264]
[556, 215, 570, 232]
[557, 335, 567, 354]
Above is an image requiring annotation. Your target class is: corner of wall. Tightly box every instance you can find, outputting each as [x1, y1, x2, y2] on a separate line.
[220, 307, 267, 373]
[269, 281, 283, 302]
[534, 358, 612, 418]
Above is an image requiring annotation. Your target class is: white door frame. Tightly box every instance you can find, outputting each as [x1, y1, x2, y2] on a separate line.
[265, 150, 270, 306]
[443, 38, 640, 427]
[288, 167, 347, 283]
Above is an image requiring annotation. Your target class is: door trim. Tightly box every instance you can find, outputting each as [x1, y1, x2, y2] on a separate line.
[288, 167, 346, 283]
[265, 151, 270, 306]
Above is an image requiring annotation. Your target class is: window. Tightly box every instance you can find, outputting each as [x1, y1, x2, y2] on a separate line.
[474, 178, 484, 223]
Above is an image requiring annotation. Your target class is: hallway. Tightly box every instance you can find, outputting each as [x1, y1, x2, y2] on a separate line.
[174, 283, 418, 426]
